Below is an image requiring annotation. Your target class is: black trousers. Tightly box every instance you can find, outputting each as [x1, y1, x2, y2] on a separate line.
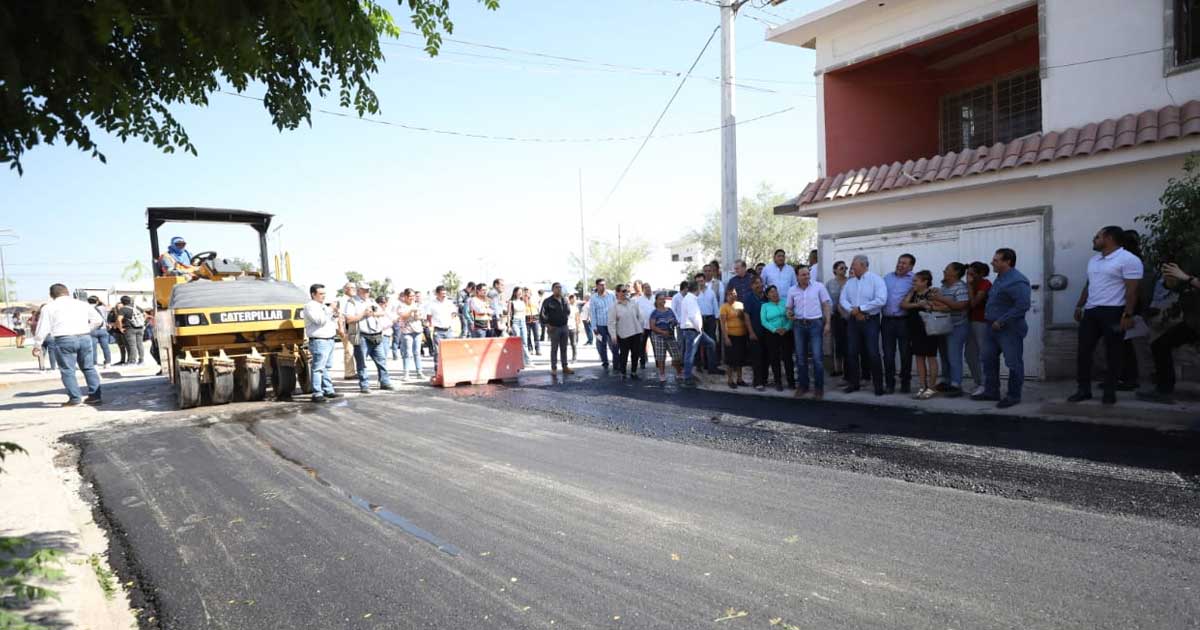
[749, 338, 767, 386]
[765, 331, 794, 387]
[701, 315, 720, 368]
[1077, 306, 1124, 395]
[1151, 322, 1197, 394]
[881, 315, 911, 389]
[617, 335, 641, 375]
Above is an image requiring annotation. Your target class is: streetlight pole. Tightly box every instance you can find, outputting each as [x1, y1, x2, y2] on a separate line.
[719, 1, 745, 282]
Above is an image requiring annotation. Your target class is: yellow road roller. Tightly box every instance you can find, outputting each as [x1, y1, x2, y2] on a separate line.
[149, 207, 311, 408]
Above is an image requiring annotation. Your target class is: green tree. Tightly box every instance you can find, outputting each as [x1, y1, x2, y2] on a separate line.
[689, 183, 817, 267]
[121, 260, 147, 283]
[339, 271, 364, 297]
[570, 238, 652, 288]
[227, 257, 258, 273]
[1138, 155, 1200, 270]
[1, 0, 500, 174]
[440, 271, 461, 295]
[369, 277, 393, 300]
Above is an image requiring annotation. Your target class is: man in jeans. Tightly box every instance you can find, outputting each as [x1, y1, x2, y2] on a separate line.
[302, 283, 341, 403]
[427, 285, 458, 373]
[972, 248, 1031, 409]
[676, 280, 713, 387]
[1069, 226, 1143, 405]
[540, 282, 574, 377]
[881, 254, 915, 394]
[116, 295, 146, 365]
[787, 265, 832, 399]
[588, 278, 616, 370]
[87, 296, 112, 367]
[32, 284, 104, 405]
[343, 281, 393, 393]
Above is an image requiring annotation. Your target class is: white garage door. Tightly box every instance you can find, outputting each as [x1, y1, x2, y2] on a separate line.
[829, 216, 1044, 378]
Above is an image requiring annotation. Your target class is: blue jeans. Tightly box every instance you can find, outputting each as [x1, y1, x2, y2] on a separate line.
[470, 328, 489, 339]
[52, 334, 101, 401]
[391, 324, 402, 359]
[91, 328, 112, 365]
[584, 321, 595, 344]
[847, 314, 883, 392]
[681, 328, 716, 379]
[881, 315, 911, 389]
[433, 330, 453, 371]
[526, 321, 542, 353]
[308, 338, 337, 397]
[983, 320, 1026, 401]
[399, 332, 423, 373]
[594, 325, 613, 366]
[938, 321, 969, 387]
[512, 319, 532, 365]
[792, 320, 825, 390]
[357, 336, 391, 388]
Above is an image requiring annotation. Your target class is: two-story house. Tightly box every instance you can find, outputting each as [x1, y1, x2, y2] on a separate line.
[767, 0, 1200, 379]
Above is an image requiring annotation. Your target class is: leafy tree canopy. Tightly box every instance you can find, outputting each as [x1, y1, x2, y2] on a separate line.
[689, 183, 817, 268]
[570, 238, 652, 289]
[440, 270, 461, 296]
[1138, 155, 1200, 271]
[0, 0, 499, 174]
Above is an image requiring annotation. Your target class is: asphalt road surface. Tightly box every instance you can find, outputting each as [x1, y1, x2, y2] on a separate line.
[72, 373, 1200, 629]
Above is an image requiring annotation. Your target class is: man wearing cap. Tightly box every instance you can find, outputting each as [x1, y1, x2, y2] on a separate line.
[342, 281, 394, 393]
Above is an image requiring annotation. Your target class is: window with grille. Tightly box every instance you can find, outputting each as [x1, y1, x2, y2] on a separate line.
[1177, 0, 1200, 67]
[940, 68, 1041, 153]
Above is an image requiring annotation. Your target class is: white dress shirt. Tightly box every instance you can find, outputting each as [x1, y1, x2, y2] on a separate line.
[34, 295, 102, 344]
[427, 298, 457, 329]
[761, 263, 798, 295]
[839, 272, 888, 316]
[786, 282, 832, 320]
[676, 292, 704, 331]
[634, 295, 655, 330]
[1085, 247, 1143, 309]
[302, 300, 339, 338]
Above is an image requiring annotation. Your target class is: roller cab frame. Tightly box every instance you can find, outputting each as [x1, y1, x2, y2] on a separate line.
[148, 207, 311, 408]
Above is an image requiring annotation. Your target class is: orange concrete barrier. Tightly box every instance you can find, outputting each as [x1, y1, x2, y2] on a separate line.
[431, 337, 524, 387]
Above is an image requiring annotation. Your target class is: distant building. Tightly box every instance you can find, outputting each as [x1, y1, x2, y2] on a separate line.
[768, 0, 1200, 379]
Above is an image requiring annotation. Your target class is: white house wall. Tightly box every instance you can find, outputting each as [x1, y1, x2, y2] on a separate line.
[815, 154, 1190, 328]
[1042, 0, 1200, 131]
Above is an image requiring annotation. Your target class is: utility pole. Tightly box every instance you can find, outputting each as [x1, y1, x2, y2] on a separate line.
[617, 224, 622, 274]
[719, 1, 744, 282]
[579, 168, 587, 295]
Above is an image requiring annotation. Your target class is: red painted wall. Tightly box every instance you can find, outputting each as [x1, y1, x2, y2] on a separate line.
[822, 7, 1039, 176]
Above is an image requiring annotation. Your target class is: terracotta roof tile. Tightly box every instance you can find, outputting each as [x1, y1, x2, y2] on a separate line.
[783, 100, 1200, 211]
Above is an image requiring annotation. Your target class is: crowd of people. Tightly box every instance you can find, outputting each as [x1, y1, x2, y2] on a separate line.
[21, 222, 1200, 409]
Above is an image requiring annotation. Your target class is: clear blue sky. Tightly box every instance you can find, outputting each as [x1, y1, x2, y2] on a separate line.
[2, 0, 831, 299]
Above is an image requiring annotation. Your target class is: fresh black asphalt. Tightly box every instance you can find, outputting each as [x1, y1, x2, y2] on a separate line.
[69, 373, 1200, 629]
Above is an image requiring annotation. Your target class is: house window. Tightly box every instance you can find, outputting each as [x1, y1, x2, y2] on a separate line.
[671, 254, 680, 262]
[940, 68, 1041, 153]
[1178, 0, 1200, 67]
[683, 256, 694, 262]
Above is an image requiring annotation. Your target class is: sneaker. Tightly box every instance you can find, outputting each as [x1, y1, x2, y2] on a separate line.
[63, 399, 83, 407]
[970, 386, 986, 397]
[1067, 392, 1092, 403]
[84, 395, 103, 406]
[755, 385, 765, 391]
[912, 388, 927, 400]
[919, 388, 936, 400]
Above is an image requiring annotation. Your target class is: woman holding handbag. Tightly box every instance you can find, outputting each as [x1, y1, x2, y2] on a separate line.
[902, 270, 948, 399]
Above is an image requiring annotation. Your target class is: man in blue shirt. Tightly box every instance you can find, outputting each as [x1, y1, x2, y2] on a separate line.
[881, 253, 915, 394]
[972, 248, 1031, 409]
[588, 278, 617, 370]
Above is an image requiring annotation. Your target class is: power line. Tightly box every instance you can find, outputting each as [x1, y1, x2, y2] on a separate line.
[218, 90, 799, 143]
[597, 25, 721, 213]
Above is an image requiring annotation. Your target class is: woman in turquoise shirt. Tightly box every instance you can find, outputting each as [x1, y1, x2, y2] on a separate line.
[760, 285, 795, 391]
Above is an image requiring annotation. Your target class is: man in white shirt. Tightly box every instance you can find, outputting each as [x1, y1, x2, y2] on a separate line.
[838, 255, 888, 396]
[343, 281, 393, 393]
[634, 282, 656, 371]
[33, 283, 104, 405]
[302, 283, 341, 403]
[337, 281, 357, 380]
[678, 280, 716, 386]
[786, 265, 832, 399]
[761, 249, 798, 296]
[694, 271, 721, 374]
[427, 285, 459, 372]
[702, 264, 725, 367]
[1070, 225, 1144, 405]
